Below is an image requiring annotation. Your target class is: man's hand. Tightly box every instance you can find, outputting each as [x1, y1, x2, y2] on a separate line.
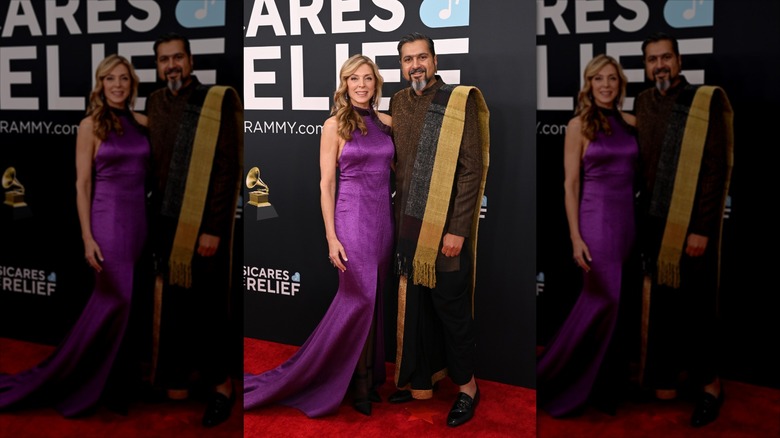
[197, 233, 220, 257]
[441, 233, 465, 258]
[685, 233, 708, 257]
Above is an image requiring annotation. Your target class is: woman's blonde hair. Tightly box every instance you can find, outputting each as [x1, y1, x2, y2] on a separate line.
[331, 54, 384, 141]
[86, 54, 140, 140]
[575, 54, 628, 140]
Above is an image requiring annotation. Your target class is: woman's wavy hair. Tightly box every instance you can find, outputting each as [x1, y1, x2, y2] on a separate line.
[86, 54, 140, 140]
[331, 54, 384, 141]
[575, 54, 628, 140]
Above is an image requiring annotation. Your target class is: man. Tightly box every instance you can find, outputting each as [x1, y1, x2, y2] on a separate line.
[636, 32, 733, 428]
[388, 32, 489, 428]
[147, 33, 242, 428]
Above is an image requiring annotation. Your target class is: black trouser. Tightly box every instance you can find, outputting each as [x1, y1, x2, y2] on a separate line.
[156, 245, 232, 390]
[645, 249, 720, 390]
[406, 248, 476, 386]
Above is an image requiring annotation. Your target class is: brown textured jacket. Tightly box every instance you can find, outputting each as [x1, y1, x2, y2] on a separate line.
[390, 77, 483, 272]
[636, 76, 729, 250]
[147, 76, 242, 245]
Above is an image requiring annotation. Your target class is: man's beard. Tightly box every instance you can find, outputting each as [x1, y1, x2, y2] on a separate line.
[165, 67, 185, 92]
[168, 77, 183, 93]
[653, 67, 672, 93]
[409, 67, 428, 92]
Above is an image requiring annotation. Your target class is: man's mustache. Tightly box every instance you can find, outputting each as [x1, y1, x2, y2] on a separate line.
[653, 67, 671, 76]
[409, 67, 426, 76]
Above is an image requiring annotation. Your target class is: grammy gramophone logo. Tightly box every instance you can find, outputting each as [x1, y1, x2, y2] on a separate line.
[3, 167, 26, 207]
[3, 167, 33, 220]
[246, 166, 278, 220]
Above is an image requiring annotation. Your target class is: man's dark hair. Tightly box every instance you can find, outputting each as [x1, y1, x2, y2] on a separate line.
[153, 32, 191, 58]
[641, 32, 680, 58]
[397, 32, 435, 59]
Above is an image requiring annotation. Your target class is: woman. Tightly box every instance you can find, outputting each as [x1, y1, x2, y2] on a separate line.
[244, 54, 394, 417]
[537, 54, 638, 417]
[0, 55, 149, 417]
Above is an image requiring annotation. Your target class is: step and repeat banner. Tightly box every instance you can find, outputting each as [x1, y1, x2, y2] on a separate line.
[536, 0, 780, 388]
[0, 1, 243, 351]
[242, 1, 537, 387]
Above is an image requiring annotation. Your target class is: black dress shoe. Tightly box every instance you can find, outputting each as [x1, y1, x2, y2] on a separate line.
[690, 389, 724, 427]
[202, 391, 235, 427]
[447, 388, 480, 427]
[353, 397, 372, 416]
[369, 388, 382, 403]
[388, 389, 413, 404]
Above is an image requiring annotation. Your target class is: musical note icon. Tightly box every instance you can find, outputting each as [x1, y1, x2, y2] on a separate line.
[439, 0, 460, 20]
[420, 0, 470, 28]
[195, 0, 216, 20]
[175, 0, 225, 28]
[683, 0, 704, 20]
[663, 0, 713, 28]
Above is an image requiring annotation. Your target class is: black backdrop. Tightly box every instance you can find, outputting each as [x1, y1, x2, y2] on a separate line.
[8, 1, 775, 394]
[536, 0, 780, 389]
[242, 1, 537, 388]
[0, 0, 243, 367]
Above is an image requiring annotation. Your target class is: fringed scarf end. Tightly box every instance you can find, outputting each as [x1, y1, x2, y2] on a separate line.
[412, 259, 437, 289]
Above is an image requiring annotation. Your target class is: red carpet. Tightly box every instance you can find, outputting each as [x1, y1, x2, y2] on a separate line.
[0, 337, 242, 438]
[243, 337, 537, 438]
[537, 379, 780, 438]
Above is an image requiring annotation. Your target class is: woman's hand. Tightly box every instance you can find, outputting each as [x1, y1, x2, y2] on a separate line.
[327, 237, 348, 272]
[84, 238, 104, 272]
[572, 238, 592, 273]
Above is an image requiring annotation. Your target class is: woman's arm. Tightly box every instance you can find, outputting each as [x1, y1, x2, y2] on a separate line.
[75, 117, 103, 272]
[133, 111, 148, 127]
[319, 116, 348, 272]
[563, 116, 591, 272]
[622, 111, 636, 127]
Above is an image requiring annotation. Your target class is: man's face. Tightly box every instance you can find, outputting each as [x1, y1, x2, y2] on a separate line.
[156, 40, 193, 94]
[643, 39, 681, 94]
[399, 40, 437, 94]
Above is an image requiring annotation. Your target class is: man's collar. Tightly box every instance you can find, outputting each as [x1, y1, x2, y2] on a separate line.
[654, 74, 689, 98]
[164, 75, 201, 97]
[408, 75, 444, 97]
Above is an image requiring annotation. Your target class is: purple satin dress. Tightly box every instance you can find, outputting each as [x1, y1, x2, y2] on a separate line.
[244, 108, 394, 417]
[0, 113, 148, 416]
[538, 113, 637, 416]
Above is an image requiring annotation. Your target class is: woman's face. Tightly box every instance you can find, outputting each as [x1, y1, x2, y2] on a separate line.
[346, 63, 376, 109]
[102, 63, 132, 109]
[590, 63, 620, 109]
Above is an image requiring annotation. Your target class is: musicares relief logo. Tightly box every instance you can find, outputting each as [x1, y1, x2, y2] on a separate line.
[244, 265, 300, 297]
[537, 1, 717, 112]
[243, 0, 472, 111]
[0, 265, 56, 296]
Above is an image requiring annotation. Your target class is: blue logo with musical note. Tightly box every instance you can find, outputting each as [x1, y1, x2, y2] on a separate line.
[420, 0, 469, 28]
[664, 0, 714, 28]
[291, 272, 300, 282]
[47, 272, 57, 282]
[176, 0, 225, 28]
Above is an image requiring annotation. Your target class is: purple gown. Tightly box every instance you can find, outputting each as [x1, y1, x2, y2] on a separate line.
[538, 113, 637, 416]
[0, 113, 148, 417]
[244, 108, 394, 417]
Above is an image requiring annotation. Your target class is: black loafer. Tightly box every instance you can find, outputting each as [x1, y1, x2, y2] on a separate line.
[691, 389, 724, 427]
[388, 389, 413, 404]
[202, 391, 235, 428]
[447, 388, 480, 427]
